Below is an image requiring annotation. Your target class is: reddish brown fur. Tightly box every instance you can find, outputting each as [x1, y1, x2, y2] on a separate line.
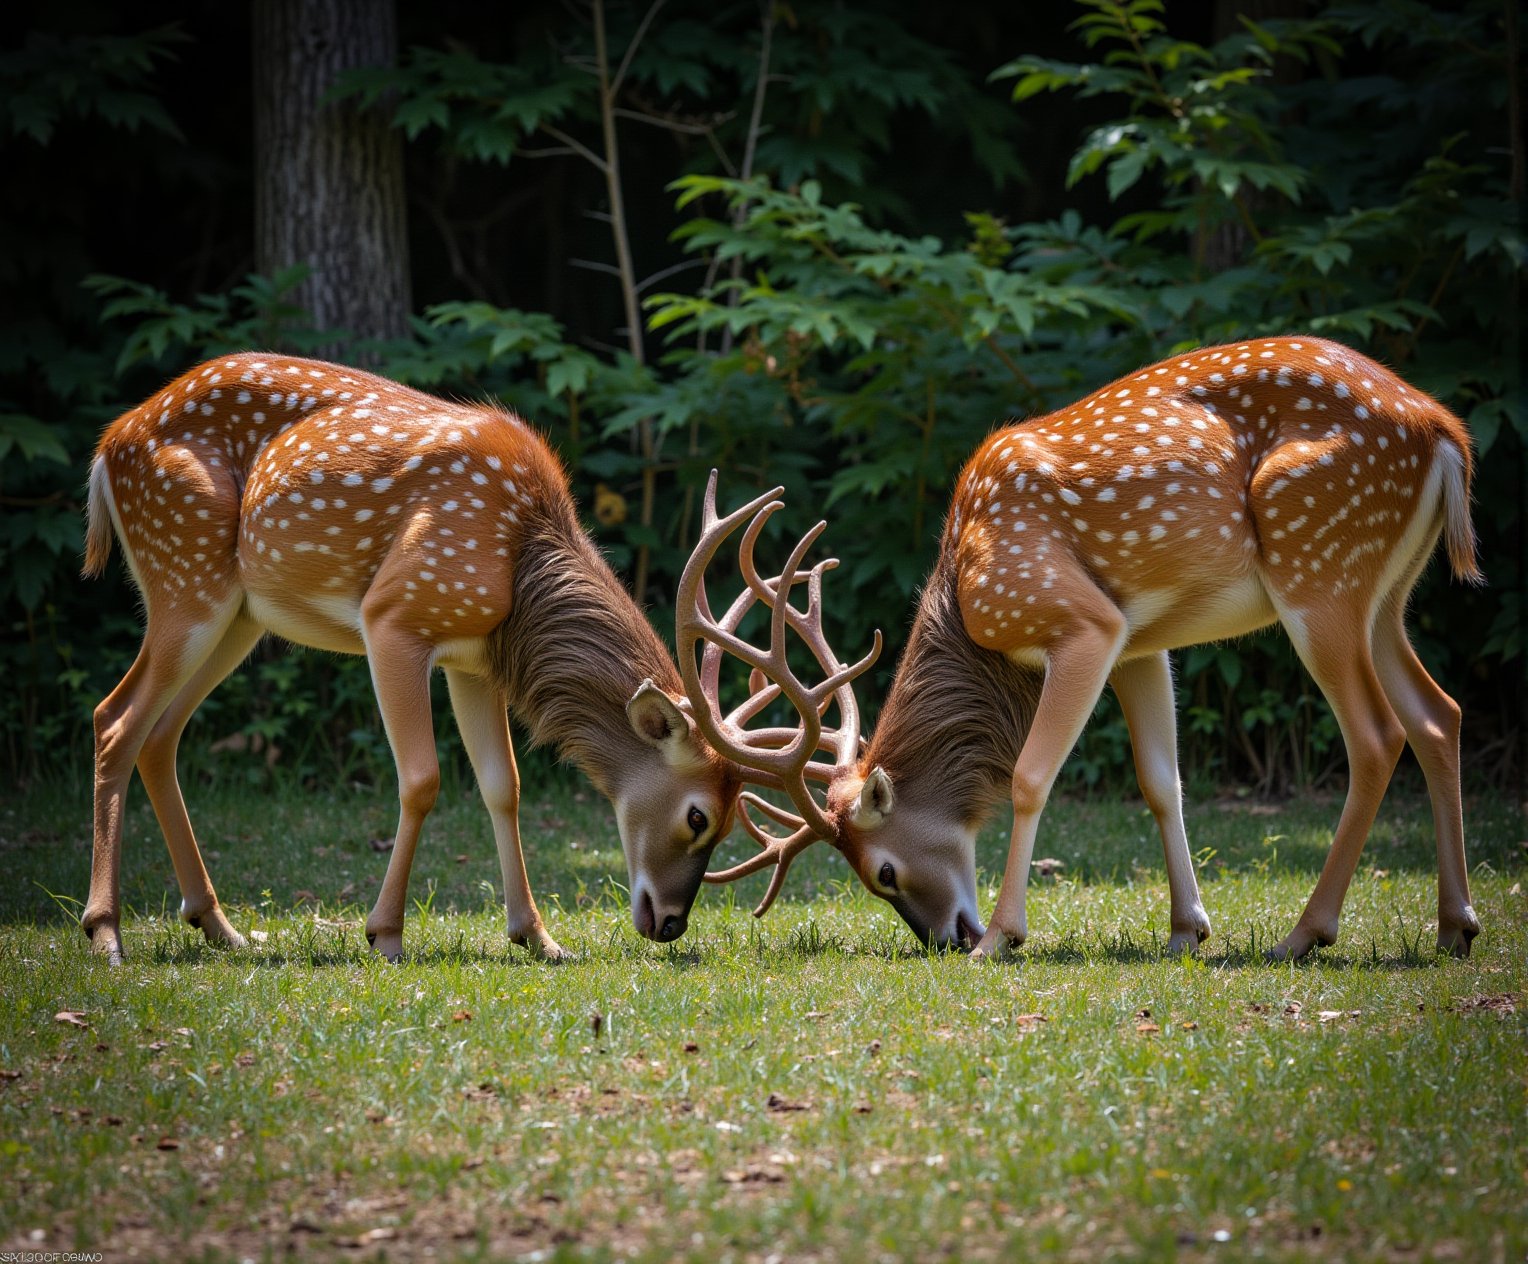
[81, 353, 740, 959]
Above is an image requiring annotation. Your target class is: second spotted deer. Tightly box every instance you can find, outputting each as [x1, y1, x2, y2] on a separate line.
[694, 337, 1483, 961]
[82, 354, 745, 962]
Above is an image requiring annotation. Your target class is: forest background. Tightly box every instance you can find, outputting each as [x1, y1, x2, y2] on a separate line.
[1, 0, 1521, 801]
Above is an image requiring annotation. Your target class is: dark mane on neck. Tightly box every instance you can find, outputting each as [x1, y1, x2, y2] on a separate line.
[865, 553, 1041, 827]
[487, 494, 680, 795]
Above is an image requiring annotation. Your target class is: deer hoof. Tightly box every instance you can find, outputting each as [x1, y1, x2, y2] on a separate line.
[189, 906, 246, 950]
[1437, 906, 1479, 957]
[1168, 907, 1212, 955]
[970, 924, 1024, 962]
[1266, 920, 1334, 963]
[511, 926, 571, 962]
[366, 929, 404, 962]
[83, 918, 125, 965]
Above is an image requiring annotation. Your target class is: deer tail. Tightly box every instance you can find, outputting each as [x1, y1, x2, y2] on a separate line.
[1436, 439, 1483, 586]
[82, 455, 115, 578]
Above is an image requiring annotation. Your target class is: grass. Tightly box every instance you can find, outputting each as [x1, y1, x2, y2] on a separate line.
[0, 770, 1523, 1262]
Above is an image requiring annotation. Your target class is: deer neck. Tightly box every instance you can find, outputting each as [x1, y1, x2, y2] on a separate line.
[865, 555, 1043, 828]
[488, 502, 680, 796]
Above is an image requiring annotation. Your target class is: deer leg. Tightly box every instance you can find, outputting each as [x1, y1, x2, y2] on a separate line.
[1371, 602, 1477, 956]
[136, 614, 264, 948]
[973, 597, 1126, 961]
[1267, 608, 1406, 961]
[1111, 652, 1211, 953]
[85, 603, 243, 962]
[360, 622, 439, 962]
[445, 668, 567, 961]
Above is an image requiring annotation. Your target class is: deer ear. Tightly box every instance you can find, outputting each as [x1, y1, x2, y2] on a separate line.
[626, 679, 698, 765]
[853, 765, 895, 830]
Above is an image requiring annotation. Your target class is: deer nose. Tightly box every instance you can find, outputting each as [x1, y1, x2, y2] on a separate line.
[657, 913, 687, 942]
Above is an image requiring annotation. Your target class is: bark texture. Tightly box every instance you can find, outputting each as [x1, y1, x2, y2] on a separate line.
[252, 0, 410, 356]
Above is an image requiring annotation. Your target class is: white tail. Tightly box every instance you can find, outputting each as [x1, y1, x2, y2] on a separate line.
[82, 354, 744, 962]
[707, 336, 1483, 961]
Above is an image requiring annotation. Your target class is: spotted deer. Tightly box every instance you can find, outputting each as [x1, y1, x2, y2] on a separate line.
[82, 353, 746, 962]
[692, 337, 1483, 961]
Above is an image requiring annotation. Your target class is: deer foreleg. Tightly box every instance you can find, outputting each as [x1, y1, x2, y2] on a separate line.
[361, 622, 439, 962]
[974, 597, 1126, 961]
[445, 668, 567, 960]
[1111, 652, 1211, 953]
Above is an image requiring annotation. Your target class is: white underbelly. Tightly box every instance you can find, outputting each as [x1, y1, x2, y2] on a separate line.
[1122, 572, 1278, 656]
[245, 590, 366, 655]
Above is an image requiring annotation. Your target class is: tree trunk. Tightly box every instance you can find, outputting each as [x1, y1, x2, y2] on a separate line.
[252, 0, 411, 358]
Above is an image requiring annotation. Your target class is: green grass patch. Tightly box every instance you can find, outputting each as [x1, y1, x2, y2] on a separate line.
[1, 778, 1523, 1262]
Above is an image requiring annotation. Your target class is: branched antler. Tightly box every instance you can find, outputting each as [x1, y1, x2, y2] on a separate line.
[676, 471, 881, 914]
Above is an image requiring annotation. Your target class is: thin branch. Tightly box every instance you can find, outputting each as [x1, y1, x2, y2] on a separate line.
[570, 257, 623, 277]
[541, 124, 608, 172]
[611, 0, 668, 99]
[613, 106, 726, 136]
[514, 145, 584, 160]
[636, 257, 709, 294]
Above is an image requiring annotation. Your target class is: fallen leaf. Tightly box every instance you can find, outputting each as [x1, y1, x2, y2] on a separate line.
[804, 1010, 829, 1020]
[452, 1010, 472, 1023]
[54, 1011, 89, 1028]
[766, 1093, 808, 1113]
[1451, 994, 1516, 1015]
[1317, 1009, 1361, 1023]
[683, 1041, 700, 1054]
[337, 1227, 397, 1247]
[722, 1164, 785, 1185]
[1136, 1021, 1161, 1035]
[104, 1115, 123, 1126]
[0, 1069, 22, 1080]
[156, 1136, 180, 1151]
[1014, 1013, 1049, 1031]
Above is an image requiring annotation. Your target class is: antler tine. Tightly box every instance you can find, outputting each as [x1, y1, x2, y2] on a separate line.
[679, 473, 840, 806]
[701, 793, 817, 917]
[752, 546, 883, 770]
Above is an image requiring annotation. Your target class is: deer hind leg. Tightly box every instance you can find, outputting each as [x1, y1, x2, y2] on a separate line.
[1371, 594, 1477, 955]
[85, 599, 245, 962]
[1111, 652, 1211, 953]
[1266, 601, 1406, 960]
[973, 587, 1127, 961]
[359, 616, 440, 962]
[135, 613, 264, 948]
[444, 668, 566, 961]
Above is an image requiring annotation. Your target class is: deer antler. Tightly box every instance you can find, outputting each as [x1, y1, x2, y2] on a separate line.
[676, 471, 881, 915]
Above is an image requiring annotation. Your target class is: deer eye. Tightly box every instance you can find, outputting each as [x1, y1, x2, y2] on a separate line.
[878, 861, 896, 891]
[687, 807, 708, 837]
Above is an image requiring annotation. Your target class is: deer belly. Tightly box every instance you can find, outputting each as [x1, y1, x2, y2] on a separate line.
[1121, 572, 1277, 655]
[243, 587, 367, 655]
